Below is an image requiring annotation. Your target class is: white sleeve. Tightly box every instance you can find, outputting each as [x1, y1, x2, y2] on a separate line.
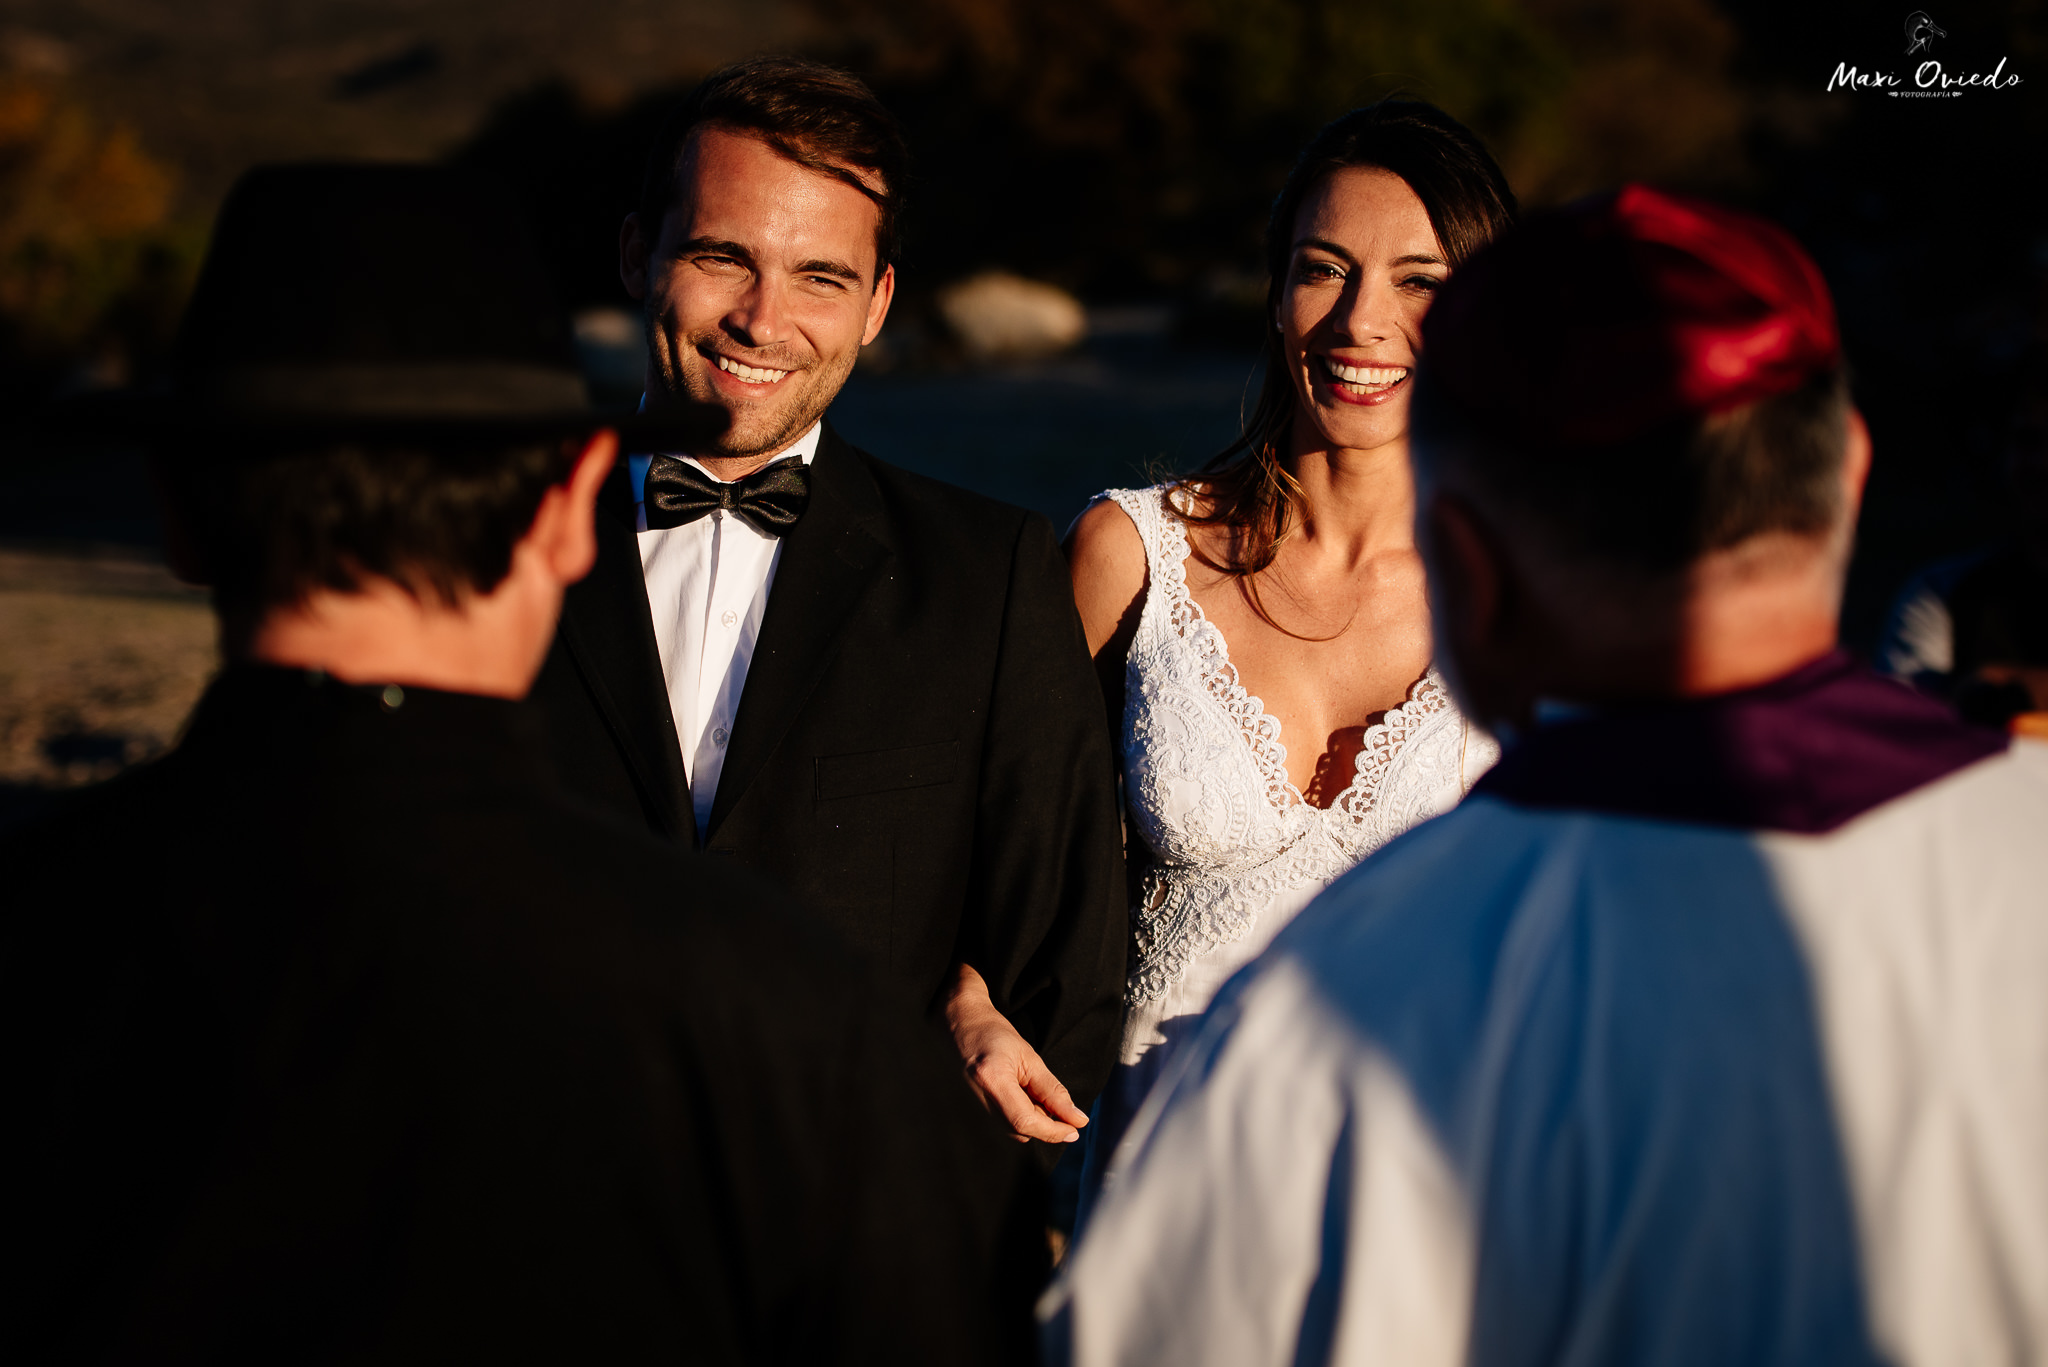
[1042, 956, 1476, 1367]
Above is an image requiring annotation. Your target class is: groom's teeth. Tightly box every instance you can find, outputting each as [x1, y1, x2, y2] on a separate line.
[1324, 359, 1409, 387]
[717, 355, 790, 384]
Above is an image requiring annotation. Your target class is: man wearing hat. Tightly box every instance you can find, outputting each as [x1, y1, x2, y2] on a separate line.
[527, 57, 1126, 1150]
[1042, 187, 2048, 1365]
[3, 164, 1039, 1362]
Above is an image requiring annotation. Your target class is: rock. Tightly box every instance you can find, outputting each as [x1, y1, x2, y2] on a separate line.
[936, 271, 1087, 362]
[572, 306, 644, 401]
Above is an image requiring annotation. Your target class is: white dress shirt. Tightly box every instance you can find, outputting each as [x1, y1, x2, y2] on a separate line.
[629, 420, 822, 841]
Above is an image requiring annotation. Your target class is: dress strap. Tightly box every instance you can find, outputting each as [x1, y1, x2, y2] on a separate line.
[1104, 485, 1208, 654]
[1102, 486, 1176, 583]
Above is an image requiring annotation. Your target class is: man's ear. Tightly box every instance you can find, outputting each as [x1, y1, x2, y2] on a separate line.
[1841, 406, 1873, 515]
[526, 429, 617, 588]
[619, 212, 652, 301]
[862, 262, 896, 347]
[1422, 491, 1504, 659]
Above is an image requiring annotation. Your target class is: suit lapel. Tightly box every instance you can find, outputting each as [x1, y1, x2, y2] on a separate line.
[707, 424, 891, 840]
[557, 464, 697, 847]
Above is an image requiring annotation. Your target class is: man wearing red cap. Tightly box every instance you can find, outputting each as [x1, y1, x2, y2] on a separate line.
[1041, 187, 2048, 1366]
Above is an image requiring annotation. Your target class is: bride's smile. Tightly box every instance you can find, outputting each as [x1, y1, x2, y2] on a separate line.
[1315, 356, 1410, 404]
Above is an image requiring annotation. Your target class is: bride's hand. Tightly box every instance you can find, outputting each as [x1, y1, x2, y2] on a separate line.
[943, 962, 1090, 1144]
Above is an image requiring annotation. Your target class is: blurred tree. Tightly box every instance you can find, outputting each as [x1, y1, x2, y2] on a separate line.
[1192, 0, 1571, 150]
[0, 73, 201, 395]
[446, 0, 1757, 316]
[801, 0, 1750, 295]
[1513, 0, 1747, 198]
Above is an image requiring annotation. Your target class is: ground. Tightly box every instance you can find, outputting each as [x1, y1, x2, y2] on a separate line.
[0, 545, 213, 827]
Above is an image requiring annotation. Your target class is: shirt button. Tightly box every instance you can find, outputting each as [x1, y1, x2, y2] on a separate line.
[721, 610, 737, 628]
[712, 727, 729, 747]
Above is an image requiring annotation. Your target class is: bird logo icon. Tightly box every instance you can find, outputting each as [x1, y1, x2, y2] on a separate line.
[1905, 11, 1947, 55]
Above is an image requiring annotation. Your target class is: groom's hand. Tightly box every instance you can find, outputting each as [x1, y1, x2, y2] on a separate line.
[943, 962, 1090, 1144]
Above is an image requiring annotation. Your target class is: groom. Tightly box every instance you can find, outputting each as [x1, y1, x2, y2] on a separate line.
[530, 57, 1126, 1146]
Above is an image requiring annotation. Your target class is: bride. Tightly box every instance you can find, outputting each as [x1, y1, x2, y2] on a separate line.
[1066, 99, 1515, 1204]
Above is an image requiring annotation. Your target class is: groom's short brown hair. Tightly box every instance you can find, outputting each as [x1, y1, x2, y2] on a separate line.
[637, 56, 911, 272]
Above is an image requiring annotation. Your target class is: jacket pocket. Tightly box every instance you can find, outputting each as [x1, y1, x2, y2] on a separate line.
[815, 740, 960, 801]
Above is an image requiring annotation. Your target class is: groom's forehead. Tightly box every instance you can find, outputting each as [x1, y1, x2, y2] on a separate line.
[664, 126, 883, 274]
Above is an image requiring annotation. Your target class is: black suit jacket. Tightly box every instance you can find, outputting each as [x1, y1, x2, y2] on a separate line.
[530, 422, 1126, 1114]
[3, 668, 1039, 1364]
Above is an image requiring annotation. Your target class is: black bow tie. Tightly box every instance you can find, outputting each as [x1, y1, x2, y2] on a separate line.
[642, 455, 812, 536]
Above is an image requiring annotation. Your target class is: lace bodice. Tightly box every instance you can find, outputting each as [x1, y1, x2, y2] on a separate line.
[1107, 485, 1498, 1009]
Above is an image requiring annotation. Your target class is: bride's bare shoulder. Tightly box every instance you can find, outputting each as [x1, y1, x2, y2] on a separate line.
[1064, 494, 1153, 652]
[1065, 496, 1145, 587]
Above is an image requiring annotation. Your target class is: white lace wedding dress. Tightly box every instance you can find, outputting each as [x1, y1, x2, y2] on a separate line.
[1079, 484, 1498, 1201]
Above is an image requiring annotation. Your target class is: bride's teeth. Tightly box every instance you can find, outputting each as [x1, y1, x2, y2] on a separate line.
[1324, 359, 1409, 386]
[717, 356, 790, 383]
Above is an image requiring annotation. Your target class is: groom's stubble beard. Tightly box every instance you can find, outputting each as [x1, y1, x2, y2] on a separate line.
[642, 307, 860, 460]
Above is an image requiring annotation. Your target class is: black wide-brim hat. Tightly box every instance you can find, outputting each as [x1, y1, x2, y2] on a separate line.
[27, 163, 724, 452]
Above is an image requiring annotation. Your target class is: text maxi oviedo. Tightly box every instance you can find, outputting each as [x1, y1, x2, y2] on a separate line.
[1828, 57, 2022, 95]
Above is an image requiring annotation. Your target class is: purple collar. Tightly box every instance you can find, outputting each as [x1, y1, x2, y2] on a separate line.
[1473, 651, 2008, 834]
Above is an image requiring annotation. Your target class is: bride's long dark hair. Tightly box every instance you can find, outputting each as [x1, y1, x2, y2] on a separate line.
[1173, 99, 1516, 625]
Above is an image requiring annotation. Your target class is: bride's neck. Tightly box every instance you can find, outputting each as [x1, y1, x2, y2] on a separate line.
[1283, 432, 1416, 556]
